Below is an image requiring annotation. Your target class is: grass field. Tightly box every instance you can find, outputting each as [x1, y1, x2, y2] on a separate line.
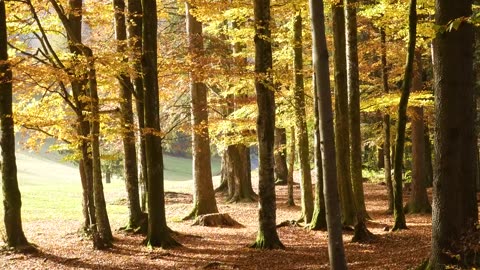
[0, 150, 221, 224]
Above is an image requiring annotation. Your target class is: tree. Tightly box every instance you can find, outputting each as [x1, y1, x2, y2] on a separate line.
[345, 0, 368, 220]
[332, 0, 356, 227]
[113, 0, 144, 231]
[142, 0, 179, 248]
[391, 0, 417, 231]
[429, 0, 478, 267]
[127, 0, 147, 212]
[250, 0, 284, 249]
[381, 27, 394, 213]
[0, 0, 33, 251]
[292, 11, 314, 224]
[274, 127, 288, 185]
[309, 0, 347, 267]
[184, 2, 219, 219]
[287, 127, 296, 207]
[404, 50, 430, 214]
[309, 77, 327, 231]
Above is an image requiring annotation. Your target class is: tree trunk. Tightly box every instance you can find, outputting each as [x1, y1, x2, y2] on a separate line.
[250, 0, 284, 249]
[126, 0, 147, 212]
[429, 0, 478, 267]
[85, 48, 113, 246]
[310, 0, 347, 267]
[346, 0, 372, 242]
[0, 2, 32, 250]
[184, 3, 219, 219]
[274, 128, 288, 185]
[142, 0, 178, 248]
[287, 127, 295, 207]
[293, 12, 313, 224]
[376, 148, 384, 169]
[424, 123, 433, 188]
[392, 0, 417, 231]
[404, 51, 430, 214]
[332, 1, 356, 227]
[114, 0, 144, 230]
[309, 76, 327, 231]
[381, 28, 394, 213]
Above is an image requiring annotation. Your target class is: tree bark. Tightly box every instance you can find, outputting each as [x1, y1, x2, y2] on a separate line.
[184, 3, 219, 219]
[114, 0, 144, 230]
[274, 128, 288, 185]
[310, 0, 347, 267]
[287, 127, 295, 207]
[430, 0, 478, 267]
[392, 0, 417, 231]
[309, 76, 327, 231]
[126, 0, 147, 212]
[332, 1, 356, 227]
[142, 0, 178, 248]
[250, 0, 284, 249]
[404, 51, 430, 214]
[381, 28, 394, 213]
[293, 12, 313, 224]
[346, 0, 372, 242]
[0, 2, 32, 250]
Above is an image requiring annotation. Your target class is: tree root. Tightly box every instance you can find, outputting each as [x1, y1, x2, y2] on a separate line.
[192, 213, 243, 227]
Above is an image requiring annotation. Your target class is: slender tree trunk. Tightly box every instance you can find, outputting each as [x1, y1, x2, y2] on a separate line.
[114, 0, 144, 231]
[404, 51, 430, 214]
[287, 127, 295, 207]
[392, 0, 417, 231]
[310, 0, 347, 267]
[429, 0, 478, 267]
[274, 128, 288, 185]
[184, 3, 219, 219]
[85, 48, 113, 246]
[126, 0, 147, 212]
[309, 77, 327, 231]
[142, 0, 178, 248]
[0, 2, 32, 250]
[250, 0, 284, 249]
[424, 123, 433, 188]
[381, 28, 394, 213]
[293, 12, 313, 224]
[332, 1, 356, 227]
[346, 0, 372, 242]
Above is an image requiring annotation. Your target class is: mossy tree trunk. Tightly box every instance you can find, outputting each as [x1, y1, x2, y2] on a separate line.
[310, 0, 347, 267]
[0, 2, 31, 250]
[293, 12, 313, 224]
[429, 0, 478, 267]
[380, 28, 394, 213]
[184, 3, 219, 219]
[113, 0, 144, 231]
[346, 0, 372, 242]
[274, 128, 288, 185]
[332, 1, 356, 227]
[142, 0, 179, 248]
[309, 78, 327, 231]
[126, 0, 147, 212]
[250, 0, 284, 249]
[392, 0, 417, 231]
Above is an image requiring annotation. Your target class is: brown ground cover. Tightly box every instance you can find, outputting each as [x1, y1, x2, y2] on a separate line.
[0, 179, 431, 269]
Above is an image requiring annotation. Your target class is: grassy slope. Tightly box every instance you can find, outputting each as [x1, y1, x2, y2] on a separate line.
[0, 151, 221, 224]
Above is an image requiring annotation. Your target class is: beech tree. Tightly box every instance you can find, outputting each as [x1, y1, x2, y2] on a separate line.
[310, 0, 347, 267]
[391, 0, 417, 231]
[0, 0, 33, 251]
[184, 2, 219, 219]
[429, 0, 478, 267]
[142, 0, 178, 248]
[250, 0, 284, 249]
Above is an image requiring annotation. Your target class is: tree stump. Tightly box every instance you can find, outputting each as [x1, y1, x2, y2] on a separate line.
[192, 213, 242, 227]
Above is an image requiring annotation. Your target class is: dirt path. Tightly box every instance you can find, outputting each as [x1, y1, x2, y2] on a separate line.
[0, 182, 431, 269]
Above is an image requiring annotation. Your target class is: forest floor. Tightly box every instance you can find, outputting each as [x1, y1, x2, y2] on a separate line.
[0, 172, 432, 270]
